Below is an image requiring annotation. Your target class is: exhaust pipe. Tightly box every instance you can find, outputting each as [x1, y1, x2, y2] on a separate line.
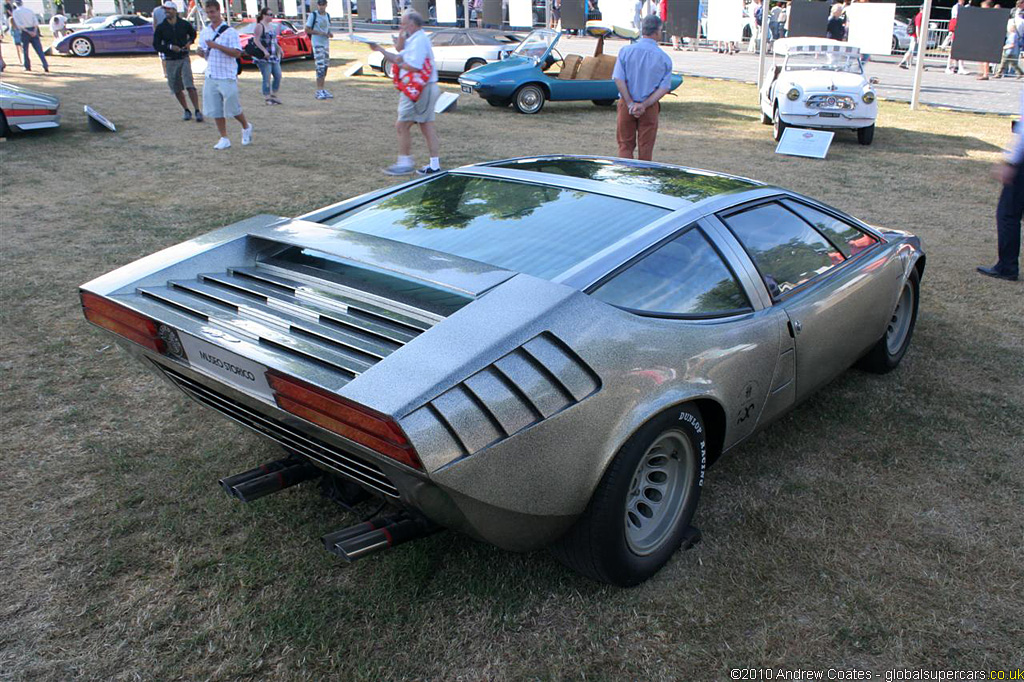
[219, 458, 321, 502]
[323, 513, 440, 562]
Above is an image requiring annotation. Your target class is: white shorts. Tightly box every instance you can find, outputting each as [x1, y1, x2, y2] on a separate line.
[397, 83, 440, 123]
[202, 77, 242, 118]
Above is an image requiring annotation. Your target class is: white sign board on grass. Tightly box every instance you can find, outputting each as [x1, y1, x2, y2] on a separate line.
[846, 2, 896, 56]
[707, 0, 744, 43]
[283, 0, 298, 16]
[327, 0, 348, 20]
[599, 0, 636, 30]
[775, 127, 834, 158]
[375, 0, 393, 21]
[436, 0, 458, 23]
[245, 0, 258, 19]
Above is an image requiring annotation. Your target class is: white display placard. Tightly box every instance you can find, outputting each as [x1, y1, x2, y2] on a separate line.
[599, 0, 636, 30]
[327, 0, 348, 20]
[283, 0, 298, 16]
[707, 0, 743, 42]
[845, 2, 896, 56]
[436, 0, 457, 23]
[245, 0, 258, 18]
[375, 0, 393, 21]
[775, 127, 834, 159]
[434, 91, 459, 113]
[509, 0, 532, 27]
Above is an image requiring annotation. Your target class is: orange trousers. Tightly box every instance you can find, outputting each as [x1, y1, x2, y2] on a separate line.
[617, 100, 660, 161]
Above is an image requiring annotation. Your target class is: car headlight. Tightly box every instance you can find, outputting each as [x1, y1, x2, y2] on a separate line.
[787, 88, 800, 101]
[862, 91, 876, 104]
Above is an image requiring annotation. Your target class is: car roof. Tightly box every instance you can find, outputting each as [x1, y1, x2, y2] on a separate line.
[774, 37, 861, 55]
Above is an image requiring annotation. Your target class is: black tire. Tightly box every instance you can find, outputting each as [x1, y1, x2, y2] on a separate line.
[513, 83, 545, 114]
[70, 36, 94, 57]
[552, 405, 706, 587]
[486, 97, 510, 107]
[772, 105, 787, 141]
[891, 36, 899, 53]
[857, 124, 875, 146]
[857, 268, 920, 373]
[464, 58, 486, 72]
[592, 99, 616, 106]
[0, 112, 9, 138]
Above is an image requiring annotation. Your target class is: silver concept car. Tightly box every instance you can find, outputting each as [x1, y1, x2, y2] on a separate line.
[80, 156, 924, 586]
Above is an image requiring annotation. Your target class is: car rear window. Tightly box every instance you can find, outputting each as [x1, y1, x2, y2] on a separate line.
[492, 157, 757, 202]
[325, 175, 668, 280]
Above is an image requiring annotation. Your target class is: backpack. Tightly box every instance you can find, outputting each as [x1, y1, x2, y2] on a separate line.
[215, 22, 243, 75]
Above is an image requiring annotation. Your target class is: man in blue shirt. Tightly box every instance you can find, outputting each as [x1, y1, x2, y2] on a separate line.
[612, 13, 673, 161]
[978, 88, 1024, 281]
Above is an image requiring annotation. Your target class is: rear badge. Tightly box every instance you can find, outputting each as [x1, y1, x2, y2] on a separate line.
[178, 333, 274, 403]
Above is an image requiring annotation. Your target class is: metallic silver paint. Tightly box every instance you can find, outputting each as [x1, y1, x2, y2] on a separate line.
[80, 158, 925, 553]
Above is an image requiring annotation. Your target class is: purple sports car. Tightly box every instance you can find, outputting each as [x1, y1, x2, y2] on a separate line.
[54, 15, 154, 57]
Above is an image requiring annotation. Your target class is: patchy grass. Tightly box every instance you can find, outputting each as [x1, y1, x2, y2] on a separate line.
[1, 40, 1022, 680]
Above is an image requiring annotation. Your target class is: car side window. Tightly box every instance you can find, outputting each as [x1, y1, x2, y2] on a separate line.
[591, 227, 753, 316]
[430, 33, 454, 47]
[780, 199, 879, 259]
[113, 19, 131, 26]
[449, 33, 471, 46]
[722, 202, 844, 299]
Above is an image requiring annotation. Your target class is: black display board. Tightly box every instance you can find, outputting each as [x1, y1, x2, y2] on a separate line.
[135, 0, 159, 12]
[358, 0, 372, 20]
[664, 0, 698, 38]
[482, 0, 501, 25]
[787, 0, 829, 38]
[412, 0, 429, 19]
[560, 0, 584, 30]
[951, 5, 1010, 63]
[64, 0, 85, 15]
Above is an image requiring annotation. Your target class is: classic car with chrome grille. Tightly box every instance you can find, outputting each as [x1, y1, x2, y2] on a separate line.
[80, 156, 923, 586]
[760, 38, 878, 145]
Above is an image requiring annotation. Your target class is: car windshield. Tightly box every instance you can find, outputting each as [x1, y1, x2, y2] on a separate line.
[785, 51, 863, 73]
[512, 29, 556, 59]
[325, 174, 668, 280]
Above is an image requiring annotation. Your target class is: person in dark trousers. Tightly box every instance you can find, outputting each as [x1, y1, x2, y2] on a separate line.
[153, 0, 203, 121]
[11, 0, 47, 72]
[613, 13, 673, 161]
[978, 91, 1024, 281]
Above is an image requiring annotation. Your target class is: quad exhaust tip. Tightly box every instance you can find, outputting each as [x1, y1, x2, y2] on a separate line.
[219, 458, 321, 502]
[323, 513, 440, 562]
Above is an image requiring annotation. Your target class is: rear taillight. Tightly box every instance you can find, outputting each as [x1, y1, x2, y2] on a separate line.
[266, 371, 422, 471]
[80, 291, 166, 354]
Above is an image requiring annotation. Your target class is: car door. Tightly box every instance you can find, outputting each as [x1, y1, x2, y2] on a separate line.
[445, 31, 474, 74]
[134, 21, 154, 50]
[715, 198, 900, 402]
[105, 18, 139, 51]
[428, 31, 455, 76]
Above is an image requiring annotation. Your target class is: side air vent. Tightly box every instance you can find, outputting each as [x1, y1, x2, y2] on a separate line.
[400, 333, 601, 463]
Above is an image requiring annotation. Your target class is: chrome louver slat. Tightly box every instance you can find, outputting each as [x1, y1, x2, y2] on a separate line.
[132, 266, 432, 384]
[157, 364, 400, 498]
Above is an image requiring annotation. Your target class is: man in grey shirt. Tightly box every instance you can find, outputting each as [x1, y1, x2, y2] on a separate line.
[612, 13, 673, 160]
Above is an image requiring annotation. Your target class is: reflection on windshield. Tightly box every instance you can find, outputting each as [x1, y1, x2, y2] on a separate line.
[494, 157, 757, 202]
[513, 29, 556, 59]
[327, 174, 667, 280]
[786, 53, 863, 74]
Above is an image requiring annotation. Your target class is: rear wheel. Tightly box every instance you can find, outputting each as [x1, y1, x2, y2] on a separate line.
[464, 58, 486, 72]
[513, 83, 545, 114]
[552, 405, 706, 586]
[772, 105, 787, 141]
[857, 124, 875, 146]
[71, 36, 94, 57]
[858, 268, 919, 373]
[0, 112, 9, 138]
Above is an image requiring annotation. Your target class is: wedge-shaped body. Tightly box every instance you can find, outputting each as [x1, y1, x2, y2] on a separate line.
[81, 156, 924, 585]
[1, 82, 60, 135]
[54, 14, 155, 56]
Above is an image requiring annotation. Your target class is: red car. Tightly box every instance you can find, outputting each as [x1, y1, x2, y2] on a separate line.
[235, 19, 313, 66]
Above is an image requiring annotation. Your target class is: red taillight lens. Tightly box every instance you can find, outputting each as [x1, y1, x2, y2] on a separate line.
[266, 371, 422, 470]
[80, 291, 166, 354]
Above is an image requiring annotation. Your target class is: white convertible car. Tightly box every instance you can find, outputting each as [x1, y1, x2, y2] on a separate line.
[760, 38, 878, 146]
[368, 28, 522, 79]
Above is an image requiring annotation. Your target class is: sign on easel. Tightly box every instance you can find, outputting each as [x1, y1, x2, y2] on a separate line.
[85, 105, 117, 132]
[775, 127, 833, 158]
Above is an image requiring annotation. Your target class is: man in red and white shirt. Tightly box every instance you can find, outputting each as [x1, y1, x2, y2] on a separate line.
[196, 0, 252, 150]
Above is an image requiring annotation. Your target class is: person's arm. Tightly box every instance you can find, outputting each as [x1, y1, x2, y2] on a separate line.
[633, 59, 672, 114]
[184, 21, 195, 47]
[999, 90, 1024, 183]
[253, 22, 269, 57]
[611, 52, 636, 113]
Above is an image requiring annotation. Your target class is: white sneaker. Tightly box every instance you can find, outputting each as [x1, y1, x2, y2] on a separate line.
[315, 90, 325, 99]
[322, 90, 334, 99]
[213, 137, 231, 150]
[241, 124, 253, 146]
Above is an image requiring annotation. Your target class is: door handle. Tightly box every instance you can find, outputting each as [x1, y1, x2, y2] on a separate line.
[788, 319, 802, 336]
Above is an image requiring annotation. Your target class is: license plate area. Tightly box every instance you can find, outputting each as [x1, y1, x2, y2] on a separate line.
[178, 332, 275, 403]
[819, 112, 840, 118]
[461, 84, 473, 93]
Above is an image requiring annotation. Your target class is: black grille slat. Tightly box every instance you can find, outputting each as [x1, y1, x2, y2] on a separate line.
[158, 364, 400, 497]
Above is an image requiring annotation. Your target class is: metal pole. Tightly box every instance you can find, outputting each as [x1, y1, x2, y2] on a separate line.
[348, 0, 353, 34]
[464, 0, 469, 27]
[910, 0, 932, 110]
[756, 1, 769, 92]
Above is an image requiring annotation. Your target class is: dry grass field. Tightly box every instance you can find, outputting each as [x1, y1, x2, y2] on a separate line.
[1, 39, 1022, 681]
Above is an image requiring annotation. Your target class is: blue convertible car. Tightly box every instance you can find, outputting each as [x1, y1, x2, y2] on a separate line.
[458, 28, 683, 114]
[55, 15, 154, 57]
